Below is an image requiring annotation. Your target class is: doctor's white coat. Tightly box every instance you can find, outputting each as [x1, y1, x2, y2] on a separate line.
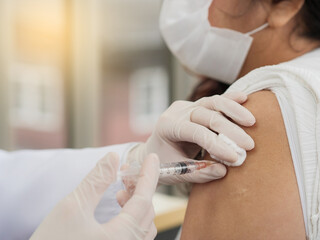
[0, 143, 136, 240]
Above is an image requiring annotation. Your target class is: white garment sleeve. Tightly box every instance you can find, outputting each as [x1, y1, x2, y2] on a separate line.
[0, 143, 138, 240]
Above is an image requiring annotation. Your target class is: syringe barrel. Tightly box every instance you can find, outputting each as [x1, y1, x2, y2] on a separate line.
[159, 161, 198, 176]
[118, 161, 212, 181]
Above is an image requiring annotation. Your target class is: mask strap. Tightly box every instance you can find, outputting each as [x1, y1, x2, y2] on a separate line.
[245, 23, 269, 36]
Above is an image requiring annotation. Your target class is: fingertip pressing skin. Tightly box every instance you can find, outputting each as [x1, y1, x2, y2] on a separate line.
[246, 114, 256, 126]
[223, 92, 248, 103]
[244, 134, 255, 150]
[237, 107, 256, 127]
[213, 137, 239, 163]
[236, 136, 254, 151]
[217, 97, 256, 127]
[205, 163, 227, 178]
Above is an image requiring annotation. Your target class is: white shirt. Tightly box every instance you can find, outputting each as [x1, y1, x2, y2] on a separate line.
[0, 143, 137, 239]
[227, 48, 320, 239]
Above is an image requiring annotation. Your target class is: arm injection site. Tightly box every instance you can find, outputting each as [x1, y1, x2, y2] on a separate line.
[118, 161, 216, 180]
[118, 133, 247, 194]
[118, 160, 218, 195]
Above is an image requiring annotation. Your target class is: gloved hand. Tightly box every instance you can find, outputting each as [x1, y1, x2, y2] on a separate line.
[30, 153, 160, 240]
[128, 92, 255, 184]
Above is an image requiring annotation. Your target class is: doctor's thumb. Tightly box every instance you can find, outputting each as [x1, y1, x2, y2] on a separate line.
[73, 152, 120, 211]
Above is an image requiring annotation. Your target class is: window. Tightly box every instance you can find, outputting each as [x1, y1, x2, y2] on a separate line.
[129, 67, 169, 134]
[11, 64, 63, 131]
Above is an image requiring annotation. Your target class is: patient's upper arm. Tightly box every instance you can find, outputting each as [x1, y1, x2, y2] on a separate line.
[181, 91, 306, 240]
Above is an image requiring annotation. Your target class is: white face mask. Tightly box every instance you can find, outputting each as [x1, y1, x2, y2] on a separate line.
[160, 0, 268, 84]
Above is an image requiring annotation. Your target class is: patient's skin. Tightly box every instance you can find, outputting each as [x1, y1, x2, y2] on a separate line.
[181, 91, 306, 239]
[209, 0, 319, 76]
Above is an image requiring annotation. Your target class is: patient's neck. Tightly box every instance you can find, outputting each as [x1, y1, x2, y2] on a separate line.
[238, 27, 319, 79]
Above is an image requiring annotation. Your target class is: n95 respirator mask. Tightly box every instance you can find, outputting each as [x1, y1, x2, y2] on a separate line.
[159, 0, 268, 84]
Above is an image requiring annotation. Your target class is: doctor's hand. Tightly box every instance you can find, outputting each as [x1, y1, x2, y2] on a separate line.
[128, 92, 255, 185]
[30, 153, 160, 240]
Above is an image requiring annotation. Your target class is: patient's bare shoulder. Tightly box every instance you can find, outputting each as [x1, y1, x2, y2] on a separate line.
[181, 91, 306, 240]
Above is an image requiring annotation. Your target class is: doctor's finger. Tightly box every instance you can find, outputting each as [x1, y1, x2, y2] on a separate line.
[137, 203, 156, 235]
[144, 222, 157, 240]
[183, 161, 227, 183]
[117, 194, 156, 232]
[176, 121, 238, 163]
[197, 95, 255, 126]
[116, 190, 131, 208]
[121, 154, 159, 224]
[190, 106, 254, 150]
[133, 154, 160, 199]
[223, 91, 248, 103]
[74, 152, 119, 211]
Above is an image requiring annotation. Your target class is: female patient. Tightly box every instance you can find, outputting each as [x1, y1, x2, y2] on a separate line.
[160, 0, 320, 239]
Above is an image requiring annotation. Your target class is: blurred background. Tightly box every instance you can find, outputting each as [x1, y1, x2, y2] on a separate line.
[0, 0, 198, 151]
[0, 0, 199, 238]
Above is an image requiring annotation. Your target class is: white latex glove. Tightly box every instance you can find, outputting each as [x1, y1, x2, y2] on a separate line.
[30, 153, 160, 240]
[128, 92, 255, 184]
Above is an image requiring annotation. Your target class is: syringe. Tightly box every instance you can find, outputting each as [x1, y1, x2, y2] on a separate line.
[117, 160, 215, 181]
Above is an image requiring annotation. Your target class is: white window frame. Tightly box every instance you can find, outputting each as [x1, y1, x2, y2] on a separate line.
[10, 64, 63, 131]
[129, 66, 169, 135]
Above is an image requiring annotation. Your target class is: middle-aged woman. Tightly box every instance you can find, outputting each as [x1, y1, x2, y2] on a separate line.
[156, 0, 320, 239]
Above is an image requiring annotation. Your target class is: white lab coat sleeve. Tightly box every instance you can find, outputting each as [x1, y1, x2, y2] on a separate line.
[0, 142, 139, 240]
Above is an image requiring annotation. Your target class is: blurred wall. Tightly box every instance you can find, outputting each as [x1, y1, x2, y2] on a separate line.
[0, 0, 186, 150]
